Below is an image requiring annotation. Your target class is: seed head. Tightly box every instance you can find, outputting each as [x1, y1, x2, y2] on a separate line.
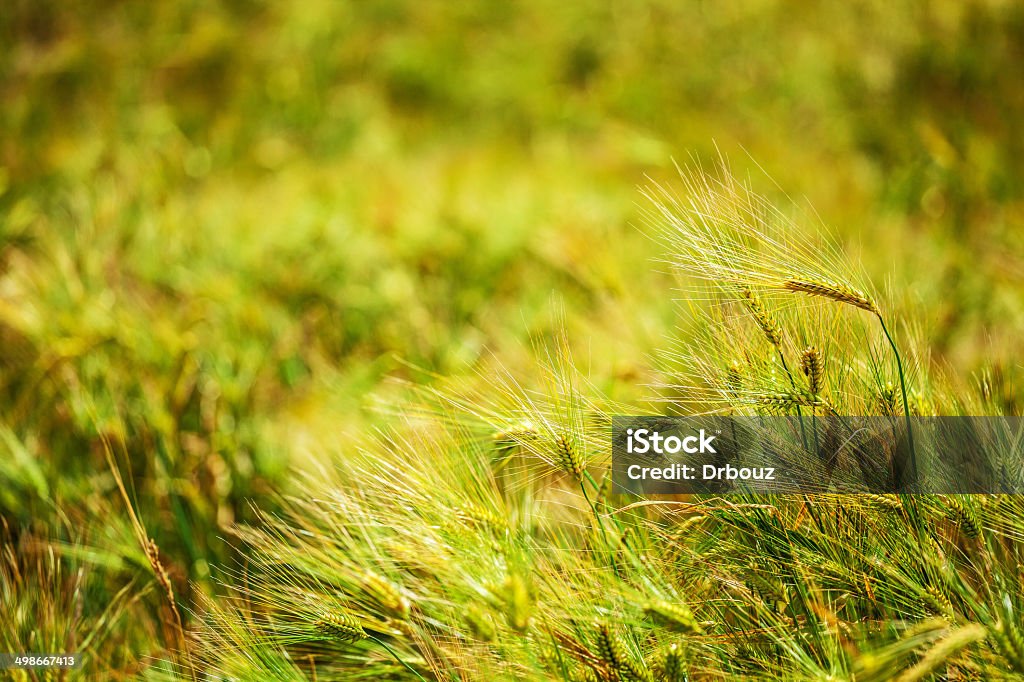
[465, 605, 496, 642]
[501, 574, 532, 632]
[315, 611, 365, 643]
[553, 432, 584, 480]
[943, 497, 981, 539]
[800, 346, 823, 395]
[643, 600, 703, 635]
[358, 571, 410, 620]
[921, 585, 954, 620]
[493, 420, 541, 447]
[754, 391, 824, 409]
[455, 504, 509, 536]
[876, 382, 901, 416]
[726, 361, 743, 396]
[594, 623, 652, 682]
[781, 278, 879, 314]
[659, 643, 685, 682]
[991, 618, 1024, 673]
[739, 287, 783, 348]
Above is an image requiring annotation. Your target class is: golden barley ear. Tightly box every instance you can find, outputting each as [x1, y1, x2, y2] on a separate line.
[800, 346, 823, 395]
[725, 361, 743, 396]
[144, 538, 176, 608]
[876, 382, 902, 416]
[781, 278, 879, 314]
[894, 624, 986, 682]
[921, 585, 955, 620]
[455, 503, 509, 537]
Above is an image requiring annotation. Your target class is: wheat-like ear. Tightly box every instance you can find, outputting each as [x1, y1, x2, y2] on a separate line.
[753, 391, 825, 409]
[594, 623, 652, 682]
[780, 278, 879, 314]
[921, 585, 955, 620]
[315, 612, 366, 643]
[500, 574, 532, 632]
[553, 432, 585, 481]
[358, 570, 411, 620]
[800, 346, 823, 395]
[658, 643, 685, 682]
[739, 287, 783, 348]
[643, 600, 702, 635]
[464, 605, 497, 642]
[942, 497, 981, 539]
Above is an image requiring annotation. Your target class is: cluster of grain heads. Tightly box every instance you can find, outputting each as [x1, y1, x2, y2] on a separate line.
[594, 622, 653, 682]
[315, 611, 366, 643]
[643, 600, 703, 635]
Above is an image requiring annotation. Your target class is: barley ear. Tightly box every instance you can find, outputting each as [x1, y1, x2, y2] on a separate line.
[643, 600, 703, 635]
[595, 623, 653, 682]
[781, 278, 879, 314]
[800, 346, 823, 395]
[553, 432, 585, 480]
[739, 287, 783, 348]
[658, 643, 685, 682]
[315, 611, 366, 643]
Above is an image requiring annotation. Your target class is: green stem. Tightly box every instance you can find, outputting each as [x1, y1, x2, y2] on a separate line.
[778, 352, 808, 451]
[877, 314, 917, 487]
[581, 472, 621, 577]
[369, 635, 430, 682]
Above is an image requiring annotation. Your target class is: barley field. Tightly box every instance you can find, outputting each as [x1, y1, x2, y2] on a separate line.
[2, 1, 1024, 680]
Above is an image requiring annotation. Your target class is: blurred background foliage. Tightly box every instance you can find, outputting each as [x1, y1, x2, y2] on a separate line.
[1, 0, 1023, 673]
